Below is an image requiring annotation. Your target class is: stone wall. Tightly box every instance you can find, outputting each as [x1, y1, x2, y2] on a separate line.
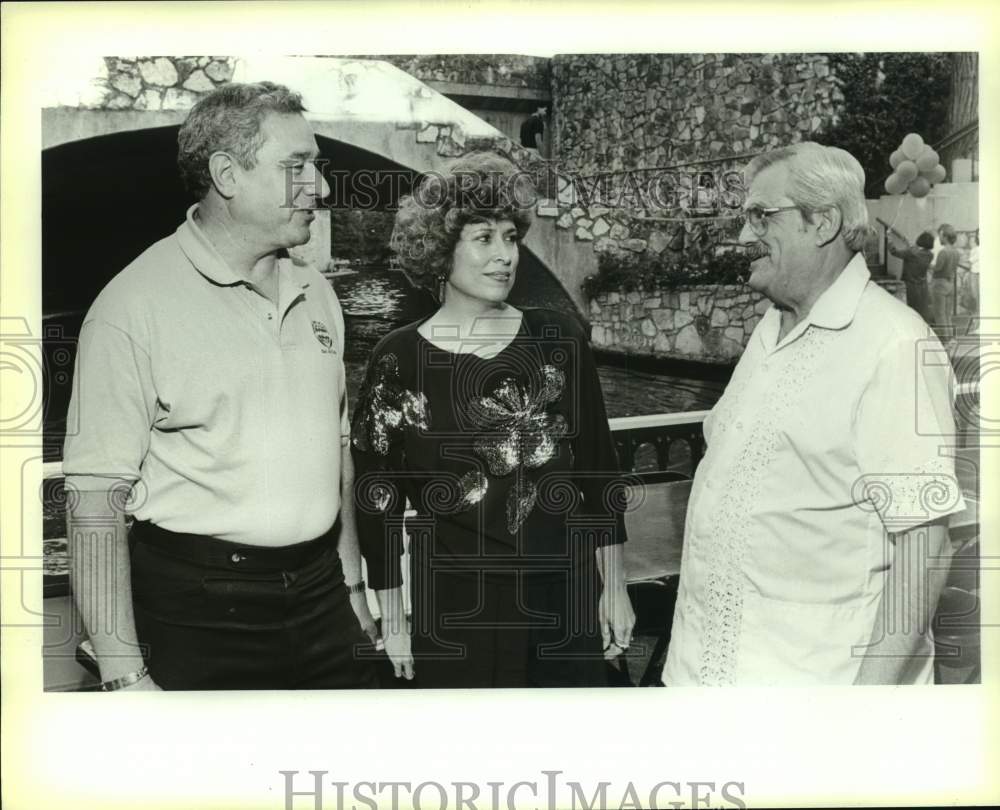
[354, 54, 551, 90]
[589, 285, 769, 363]
[553, 53, 841, 180]
[68, 54, 547, 113]
[549, 53, 845, 266]
[81, 56, 236, 111]
[589, 278, 910, 364]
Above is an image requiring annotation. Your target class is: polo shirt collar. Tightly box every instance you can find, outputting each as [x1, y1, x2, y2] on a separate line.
[757, 251, 870, 351]
[176, 204, 243, 285]
[175, 204, 313, 294]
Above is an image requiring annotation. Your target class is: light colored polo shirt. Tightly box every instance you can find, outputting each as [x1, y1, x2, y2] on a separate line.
[663, 252, 966, 686]
[63, 205, 351, 547]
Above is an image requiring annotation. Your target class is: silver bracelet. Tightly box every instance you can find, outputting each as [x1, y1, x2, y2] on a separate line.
[99, 666, 150, 692]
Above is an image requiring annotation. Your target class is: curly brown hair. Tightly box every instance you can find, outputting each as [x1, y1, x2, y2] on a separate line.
[390, 152, 535, 297]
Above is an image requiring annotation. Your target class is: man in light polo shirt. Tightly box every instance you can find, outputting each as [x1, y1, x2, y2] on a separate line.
[63, 82, 379, 690]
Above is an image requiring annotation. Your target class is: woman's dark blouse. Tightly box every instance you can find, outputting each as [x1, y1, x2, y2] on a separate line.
[350, 307, 627, 591]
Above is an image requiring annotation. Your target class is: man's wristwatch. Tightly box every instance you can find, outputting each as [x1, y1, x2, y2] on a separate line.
[98, 665, 150, 691]
[346, 580, 366, 595]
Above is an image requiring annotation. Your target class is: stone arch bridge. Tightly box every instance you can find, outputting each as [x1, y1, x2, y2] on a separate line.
[42, 55, 597, 318]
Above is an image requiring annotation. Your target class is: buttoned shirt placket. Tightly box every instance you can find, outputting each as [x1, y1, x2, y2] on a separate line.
[235, 269, 308, 350]
[683, 292, 841, 685]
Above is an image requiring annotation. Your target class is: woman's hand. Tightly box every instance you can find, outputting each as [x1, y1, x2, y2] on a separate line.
[375, 586, 414, 679]
[599, 582, 636, 660]
[596, 544, 636, 659]
[383, 621, 414, 680]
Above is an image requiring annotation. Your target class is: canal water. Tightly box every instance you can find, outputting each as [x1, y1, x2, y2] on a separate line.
[42, 266, 727, 463]
[41, 265, 728, 575]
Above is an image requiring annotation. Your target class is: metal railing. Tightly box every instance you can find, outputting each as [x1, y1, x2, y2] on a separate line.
[42, 411, 711, 484]
[39, 411, 712, 611]
[610, 411, 709, 477]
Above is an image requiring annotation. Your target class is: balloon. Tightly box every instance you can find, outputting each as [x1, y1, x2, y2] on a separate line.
[908, 176, 931, 198]
[885, 172, 908, 195]
[916, 148, 940, 172]
[889, 149, 905, 169]
[902, 132, 925, 159]
[896, 160, 918, 182]
[919, 166, 938, 180]
[931, 164, 947, 183]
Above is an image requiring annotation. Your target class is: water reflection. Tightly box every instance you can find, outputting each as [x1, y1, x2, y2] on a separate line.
[595, 363, 724, 419]
[41, 265, 727, 558]
[337, 272, 411, 318]
[42, 267, 727, 461]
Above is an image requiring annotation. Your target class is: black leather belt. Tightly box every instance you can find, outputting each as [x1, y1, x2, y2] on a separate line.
[130, 519, 335, 571]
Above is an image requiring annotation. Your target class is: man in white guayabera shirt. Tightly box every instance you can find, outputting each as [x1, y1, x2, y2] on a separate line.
[63, 82, 378, 691]
[663, 142, 965, 686]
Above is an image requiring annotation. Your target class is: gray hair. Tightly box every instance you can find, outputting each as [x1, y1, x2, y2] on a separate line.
[746, 142, 871, 252]
[177, 81, 306, 198]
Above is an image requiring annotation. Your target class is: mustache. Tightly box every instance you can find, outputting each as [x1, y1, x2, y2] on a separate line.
[719, 241, 770, 261]
[717, 242, 768, 285]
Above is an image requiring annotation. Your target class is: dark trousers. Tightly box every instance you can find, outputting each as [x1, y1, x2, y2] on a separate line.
[904, 279, 931, 323]
[129, 521, 378, 690]
[929, 277, 955, 339]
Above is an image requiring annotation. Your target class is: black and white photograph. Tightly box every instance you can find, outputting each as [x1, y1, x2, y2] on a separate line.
[2, 2, 996, 809]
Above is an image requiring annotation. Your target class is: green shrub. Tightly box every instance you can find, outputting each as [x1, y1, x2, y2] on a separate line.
[582, 248, 749, 298]
[816, 53, 951, 197]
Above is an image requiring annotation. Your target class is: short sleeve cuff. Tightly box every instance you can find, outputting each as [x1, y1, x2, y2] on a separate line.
[852, 465, 966, 532]
[63, 473, 139, 493]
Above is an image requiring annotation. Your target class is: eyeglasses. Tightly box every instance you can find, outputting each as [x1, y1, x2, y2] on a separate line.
[743, 205, 802, 237]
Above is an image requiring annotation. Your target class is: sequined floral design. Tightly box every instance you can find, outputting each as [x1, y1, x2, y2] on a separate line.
[468, 364, 567, 533]
[353, 353, 488, 513]
[351, 353, 431, 456]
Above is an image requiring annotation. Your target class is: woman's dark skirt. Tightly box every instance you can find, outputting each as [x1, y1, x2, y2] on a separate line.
[407, 542, 609, 689]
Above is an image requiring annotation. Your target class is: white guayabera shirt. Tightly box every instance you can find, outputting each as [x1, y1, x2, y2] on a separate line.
[664, 253, 965, 686]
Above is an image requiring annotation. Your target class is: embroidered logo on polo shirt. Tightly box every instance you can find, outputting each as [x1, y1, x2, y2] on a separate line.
[311, 320, 336, 354]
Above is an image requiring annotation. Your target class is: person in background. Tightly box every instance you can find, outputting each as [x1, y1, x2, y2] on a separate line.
[929, 223, 961, 340]
[964, 229, 979, 314]
[663, 142, 964, 686]
[887, 229, 934, 322]
[63, 82, 378, 691]
[519, 106, 547, 153]
[351, 152, 634, 688]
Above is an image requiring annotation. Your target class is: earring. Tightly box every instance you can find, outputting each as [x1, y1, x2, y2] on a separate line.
[437, 276, 447, 303]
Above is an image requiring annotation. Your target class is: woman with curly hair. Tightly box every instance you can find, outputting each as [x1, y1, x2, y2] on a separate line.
[351, 152, 634, 688]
